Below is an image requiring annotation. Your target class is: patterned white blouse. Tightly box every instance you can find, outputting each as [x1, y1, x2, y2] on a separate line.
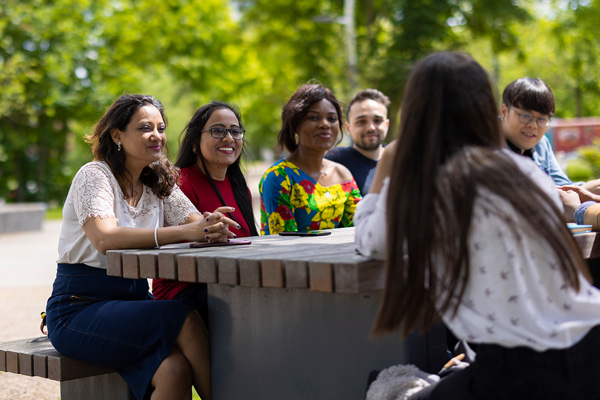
[355, 150, 600, 351]
[57, 161, 198, 269]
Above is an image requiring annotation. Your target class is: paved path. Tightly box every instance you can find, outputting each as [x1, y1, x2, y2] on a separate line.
[0, 220, 60, 288]
[0, 220, 61, 399]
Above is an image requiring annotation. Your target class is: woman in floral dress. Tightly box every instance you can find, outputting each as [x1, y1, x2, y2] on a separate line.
[259, 83, 362, 235]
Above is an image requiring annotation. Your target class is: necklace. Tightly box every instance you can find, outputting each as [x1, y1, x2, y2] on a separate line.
[124, 180, 143, 207]
[132, 183, 143, 206]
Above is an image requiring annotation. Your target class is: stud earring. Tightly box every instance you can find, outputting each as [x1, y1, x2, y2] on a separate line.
[117, 141, 122, 152]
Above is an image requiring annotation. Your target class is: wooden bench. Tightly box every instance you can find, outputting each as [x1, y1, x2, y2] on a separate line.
[0, 336, 133, 400]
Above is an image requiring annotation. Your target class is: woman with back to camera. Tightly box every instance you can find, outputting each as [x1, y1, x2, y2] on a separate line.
[354, 52, 600, 399]
[259, 82, 362, 235]
[153, 101, 258, 326]
[45, 94, 239, 400]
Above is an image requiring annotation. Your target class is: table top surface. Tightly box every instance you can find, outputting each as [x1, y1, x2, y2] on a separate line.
[105, 228, 600, 294]
[106, 227, 385, 293]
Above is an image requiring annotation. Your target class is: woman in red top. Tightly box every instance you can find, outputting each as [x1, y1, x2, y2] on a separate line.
[153, 101, 258, 327]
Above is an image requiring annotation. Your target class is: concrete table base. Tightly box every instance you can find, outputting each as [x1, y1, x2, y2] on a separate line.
[208, 285, 448, 400]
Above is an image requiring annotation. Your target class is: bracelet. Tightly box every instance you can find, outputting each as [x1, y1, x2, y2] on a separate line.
[154, 226, 160, 248]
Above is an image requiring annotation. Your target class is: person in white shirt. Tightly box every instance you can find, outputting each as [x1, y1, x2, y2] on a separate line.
[355, 52, 600, 399]
[46, 94, 238, 400]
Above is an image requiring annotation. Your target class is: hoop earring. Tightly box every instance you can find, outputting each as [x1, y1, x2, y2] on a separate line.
[117, 141, 122, 152]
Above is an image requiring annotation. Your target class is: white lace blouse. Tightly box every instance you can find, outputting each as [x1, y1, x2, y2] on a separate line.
[57, 161, 198, 269]
[355, 150, 600, 351]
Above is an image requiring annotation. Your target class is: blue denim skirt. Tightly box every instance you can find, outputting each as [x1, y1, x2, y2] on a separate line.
[46, 263, 194, 400]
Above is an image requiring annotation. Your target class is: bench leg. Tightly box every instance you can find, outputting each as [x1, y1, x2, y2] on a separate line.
[60, 372, 134, 400]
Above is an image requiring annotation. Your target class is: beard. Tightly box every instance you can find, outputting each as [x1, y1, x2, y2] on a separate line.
[354, 135, 383, 151]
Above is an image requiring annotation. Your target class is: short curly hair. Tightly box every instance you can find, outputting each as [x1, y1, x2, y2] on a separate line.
[278, 83, 344, 153]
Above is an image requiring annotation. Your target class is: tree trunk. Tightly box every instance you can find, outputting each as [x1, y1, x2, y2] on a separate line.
[575, 81, 582, 118]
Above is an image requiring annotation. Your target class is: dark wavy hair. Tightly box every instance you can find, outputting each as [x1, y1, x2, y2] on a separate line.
[278, 82, 344, 153]
[85, 94, 178, 199]
[502, 77, 555, 116]
[372, 52, 588, 337]
[176, 101, 258, 236]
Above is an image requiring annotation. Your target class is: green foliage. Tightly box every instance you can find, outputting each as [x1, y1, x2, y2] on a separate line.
[192, 387, 201, 399]
[0, 0, 105, 202]
[345, 0, 531, 134]
[236, 0, 350, 156]
[4, 0, 600, 206]
[551, 0, 600, 117]
[458, 0, 600, 119]
[45, 206, 64, 220]
[565, 157, 594, 181]
[0, 0, 255, 203]
[572, 141, 600, 179]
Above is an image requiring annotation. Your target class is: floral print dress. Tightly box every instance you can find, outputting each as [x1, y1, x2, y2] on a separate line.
[259, 159, 362, 235]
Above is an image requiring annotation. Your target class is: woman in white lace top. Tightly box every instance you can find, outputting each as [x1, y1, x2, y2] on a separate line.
[355, 53, 600, 399]
[46, 94, 237, 400]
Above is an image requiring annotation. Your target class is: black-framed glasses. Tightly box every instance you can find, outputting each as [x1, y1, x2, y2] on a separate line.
[202, 127, 245, 139]
[510, 108, 551, 128]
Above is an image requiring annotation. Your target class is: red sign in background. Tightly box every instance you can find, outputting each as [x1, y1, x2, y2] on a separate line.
[548, 118, 600, 153]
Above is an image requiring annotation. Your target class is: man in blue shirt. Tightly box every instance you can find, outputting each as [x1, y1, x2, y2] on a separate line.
[501, 77, 600, 221]
[325, 89, 390, 195]
[500, 77, 573, 185]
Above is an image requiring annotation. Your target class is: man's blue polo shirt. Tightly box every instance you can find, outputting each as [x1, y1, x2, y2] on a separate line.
[507, 135, 572, 186]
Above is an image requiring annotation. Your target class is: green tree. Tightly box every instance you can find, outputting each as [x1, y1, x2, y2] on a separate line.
[353, 0, 531, 132]
[5, 0, 600, 207]
[235, 0, 350, 157]
[0, 0, 102, 202]
[0, 0, 247, 203]
[233, 0, 532, 151]
[552, 0, 600, 117]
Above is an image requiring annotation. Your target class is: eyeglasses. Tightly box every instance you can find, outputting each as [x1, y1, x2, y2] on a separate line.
[510, 108, 551, 129]
[202, 127, 245, 139]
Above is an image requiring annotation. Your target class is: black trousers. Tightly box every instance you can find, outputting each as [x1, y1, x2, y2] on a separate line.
[410, 325, 600, 400]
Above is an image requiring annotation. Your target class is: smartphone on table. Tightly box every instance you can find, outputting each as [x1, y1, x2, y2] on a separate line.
[278, 230, 331, 237]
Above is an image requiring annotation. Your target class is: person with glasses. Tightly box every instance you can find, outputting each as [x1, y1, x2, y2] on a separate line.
[501, 77, 600, 222]
[153, 101, 258, 326]
[499, 77, 575, 186]
[259, 82, 362, 235]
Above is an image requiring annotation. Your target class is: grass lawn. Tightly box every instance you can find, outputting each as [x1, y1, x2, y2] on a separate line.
[45, 207, 63, 220]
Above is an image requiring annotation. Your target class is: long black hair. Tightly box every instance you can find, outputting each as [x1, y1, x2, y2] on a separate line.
[176, 101, 258, 236]
[373, 52, 588, 337]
